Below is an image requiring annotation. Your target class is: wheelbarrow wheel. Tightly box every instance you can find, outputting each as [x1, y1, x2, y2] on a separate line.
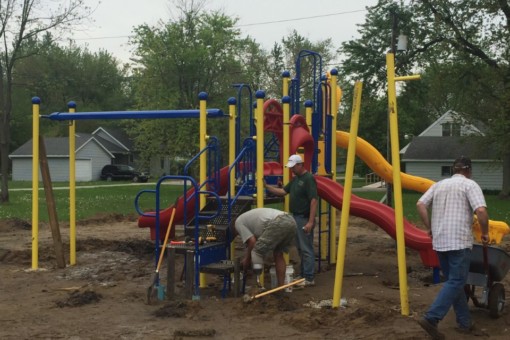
[488, 283, 505, 318]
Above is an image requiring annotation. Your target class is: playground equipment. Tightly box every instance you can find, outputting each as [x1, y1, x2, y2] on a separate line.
[31, 48, 510, 307]
[132, 49, 510, 302]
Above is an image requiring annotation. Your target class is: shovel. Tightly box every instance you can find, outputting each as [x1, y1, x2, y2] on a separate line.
[146, 206, 177, 304]
[243, 278, 305, 303]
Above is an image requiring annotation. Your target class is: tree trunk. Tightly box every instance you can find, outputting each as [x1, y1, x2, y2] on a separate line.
[0, 126, 9, 203]
[0, 67, 9, 203]
[499, 152, 510, 199]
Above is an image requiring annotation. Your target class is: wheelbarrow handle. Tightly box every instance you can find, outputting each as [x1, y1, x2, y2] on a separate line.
[482, 244, 491, 283]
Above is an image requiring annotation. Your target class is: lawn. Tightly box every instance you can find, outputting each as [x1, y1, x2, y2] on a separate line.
[353, 190, 510, 224]
[1, 181, 183, 222]
[1, 180, 508, 225]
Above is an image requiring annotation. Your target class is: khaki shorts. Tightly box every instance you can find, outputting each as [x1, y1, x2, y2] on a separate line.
[254, 214, 296, 256]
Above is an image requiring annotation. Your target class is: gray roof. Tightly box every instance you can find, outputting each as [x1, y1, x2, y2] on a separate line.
[104, 128, 133, 150]
[9, 127, 130, 158]
[402, 136, 497, 161]
[10, 134, 99, 157]
[92, 135, 128, 154]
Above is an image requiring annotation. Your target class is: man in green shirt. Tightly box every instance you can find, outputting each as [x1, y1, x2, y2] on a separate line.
[264, 154, 318, 287]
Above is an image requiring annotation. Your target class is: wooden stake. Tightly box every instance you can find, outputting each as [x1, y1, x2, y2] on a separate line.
[39, 136, 66, 268]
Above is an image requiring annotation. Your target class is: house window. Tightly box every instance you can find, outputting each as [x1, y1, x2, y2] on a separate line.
[442, 122, 451, 136]
[441, 166, 452, 177]
[451, 123, 461, 136]
[442, 122, 461, 136]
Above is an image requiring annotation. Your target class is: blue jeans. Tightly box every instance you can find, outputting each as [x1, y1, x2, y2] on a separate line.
[425, 248, 472, 328]
[293, 215, 315, 281]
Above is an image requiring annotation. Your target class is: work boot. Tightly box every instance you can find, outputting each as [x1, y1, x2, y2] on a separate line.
[417, 318, 445, 340]
[295, 279, 315, 289]
[455, 323, 488, 337]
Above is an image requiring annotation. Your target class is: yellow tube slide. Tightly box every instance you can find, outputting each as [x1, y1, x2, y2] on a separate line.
[336, 131, 509, 243]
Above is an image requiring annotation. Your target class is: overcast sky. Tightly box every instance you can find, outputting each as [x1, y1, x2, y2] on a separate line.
[74, 0, 379, 64]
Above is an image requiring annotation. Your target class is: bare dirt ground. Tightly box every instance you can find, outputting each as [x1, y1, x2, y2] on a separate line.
[1, 214, 509, 340]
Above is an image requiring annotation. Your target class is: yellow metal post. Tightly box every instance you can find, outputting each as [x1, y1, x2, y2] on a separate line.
[332, 81, 362, 308]
[386, 53, 420, 316]
[228, 97, 237, 199]
[198, 92, 208, 288]
[329, 69, 341, 264]
[254, 90, 266, 282]
[281, 95, 291, 265]
[68, 102, 77, 265]
[198, 92, 208, 210]
[255, 90, 265, 208]
[387, 52, 409, 315]
[282, 71, 291, 97]
[305, 101, 313, 128]
[282, 96, 291, 212]
[228, 97, 237, 258]
[31, 97, 41, 270]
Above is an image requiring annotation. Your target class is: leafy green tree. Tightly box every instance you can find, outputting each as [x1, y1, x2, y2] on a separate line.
[277, 30, 335, 109]
[11, 35, 129, 148]
[0, 0, 92, 203]
[339, 0, 510, 196]
[413, 0, 510, 197]
[126, 4, 263, 171]
[338, 0, 419, 173]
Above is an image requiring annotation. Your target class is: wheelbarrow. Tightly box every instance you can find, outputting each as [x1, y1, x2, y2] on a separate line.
[465, 244, 510, 318]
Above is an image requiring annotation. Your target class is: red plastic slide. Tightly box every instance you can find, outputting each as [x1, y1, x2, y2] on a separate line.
[315, 176, 439, 267]
[267, 109, 439, 268]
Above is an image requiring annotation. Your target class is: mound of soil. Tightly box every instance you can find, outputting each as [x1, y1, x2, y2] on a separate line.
[55, 290, 103, 308]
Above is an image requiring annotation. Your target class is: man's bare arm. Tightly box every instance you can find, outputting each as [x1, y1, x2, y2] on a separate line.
[475, 206, 489, 243]
[416, 201, 431, 236]
[264, 182, 287, 197]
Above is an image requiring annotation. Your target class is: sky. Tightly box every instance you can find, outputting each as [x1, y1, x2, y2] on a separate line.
[73, 0, 379, 64]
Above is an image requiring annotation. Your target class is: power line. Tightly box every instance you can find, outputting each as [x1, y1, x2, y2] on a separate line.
[74, 35, 128, 41]
[238, 9, 367, 27]
[74, 8, 368, 41]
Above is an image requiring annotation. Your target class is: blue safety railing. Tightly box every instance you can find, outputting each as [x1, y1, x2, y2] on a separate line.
[135, 175, 222, 295]
[183, 136, 221, 195]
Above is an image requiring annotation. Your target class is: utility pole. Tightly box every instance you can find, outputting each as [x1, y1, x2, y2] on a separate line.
[386, 9, 398, 207]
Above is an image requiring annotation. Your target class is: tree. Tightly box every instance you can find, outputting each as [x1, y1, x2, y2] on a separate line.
[339, 0, 510, 196]
[413, 0, 510, 197]
[338, 0, 422, 171]
[0, 0, 92, 203]
[126, 3, 262, 172]
[11, 35, 130, 143]
[259, 30, 335, 103]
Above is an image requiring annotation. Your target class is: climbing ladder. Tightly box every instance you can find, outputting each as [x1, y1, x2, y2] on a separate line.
[166, 196, 252, 299]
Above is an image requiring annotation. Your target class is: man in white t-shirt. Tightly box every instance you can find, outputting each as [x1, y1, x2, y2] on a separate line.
[234, 207, 296, 287]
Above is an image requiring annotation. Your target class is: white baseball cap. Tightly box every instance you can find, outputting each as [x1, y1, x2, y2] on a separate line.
[285, 154, 303, 168]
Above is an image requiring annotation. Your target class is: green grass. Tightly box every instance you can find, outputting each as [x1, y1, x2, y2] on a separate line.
[353, 190, 510, 224]
[1, 181, 182, 222]
[1, 181, 508, 225]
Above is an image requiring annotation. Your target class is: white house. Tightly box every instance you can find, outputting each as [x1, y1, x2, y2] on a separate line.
[9, 127, 135, 182]
[400, 110, 502, 190]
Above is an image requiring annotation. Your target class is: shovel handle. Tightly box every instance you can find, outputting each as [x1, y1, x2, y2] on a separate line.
[156, 208, 176, 273]
[254, 278, 305, 299]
